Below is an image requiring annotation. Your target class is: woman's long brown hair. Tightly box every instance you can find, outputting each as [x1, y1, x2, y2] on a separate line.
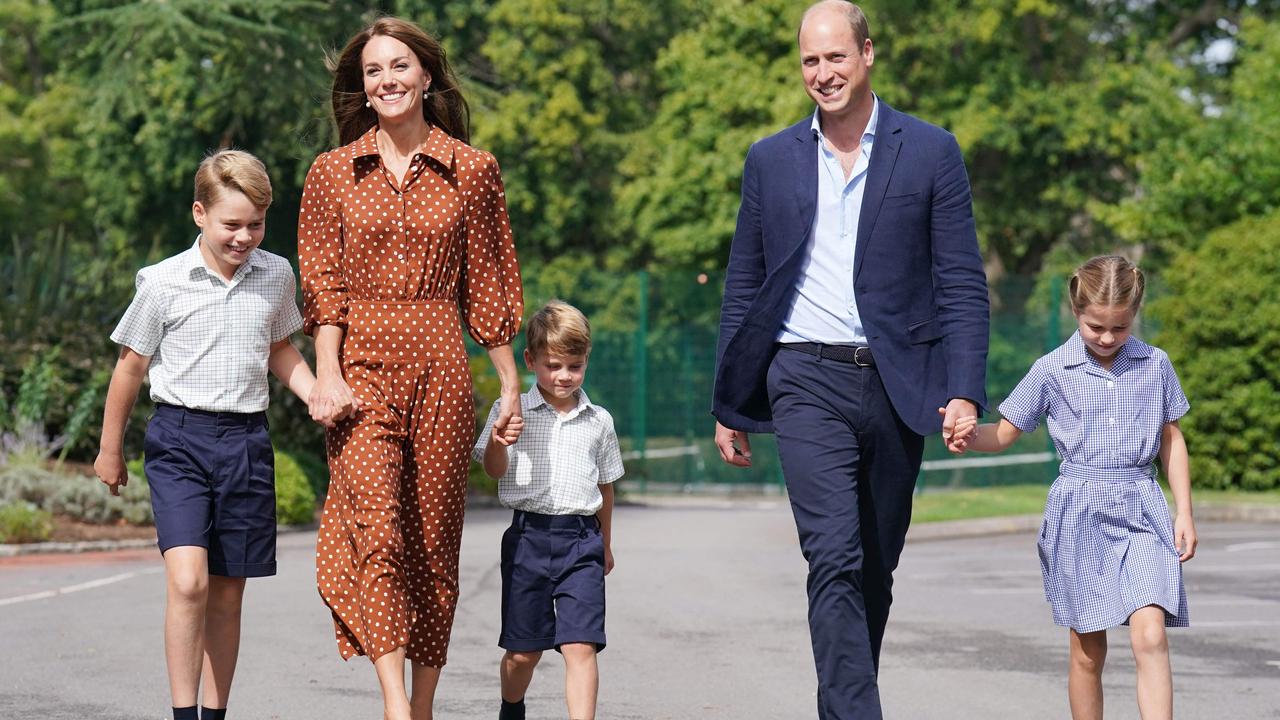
[328, 17, 470, 146]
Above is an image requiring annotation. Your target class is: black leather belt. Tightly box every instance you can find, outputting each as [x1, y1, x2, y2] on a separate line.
[780, 342, 875, 367]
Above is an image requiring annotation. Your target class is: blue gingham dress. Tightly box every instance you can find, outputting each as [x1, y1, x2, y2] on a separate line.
[1000, 332, 1190, 633]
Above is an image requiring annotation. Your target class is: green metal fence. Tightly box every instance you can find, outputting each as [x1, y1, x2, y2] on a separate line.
[477, 270, 1076, 492]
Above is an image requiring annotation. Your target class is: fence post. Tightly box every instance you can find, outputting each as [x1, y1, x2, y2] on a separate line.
[681, 323, 697, 487]
[633, 270, 649, 492]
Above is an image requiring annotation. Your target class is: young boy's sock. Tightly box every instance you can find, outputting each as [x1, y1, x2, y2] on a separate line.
[201, 707, 227, 720]
[173, 707, 198, 720]
[499, 698, 525, 720]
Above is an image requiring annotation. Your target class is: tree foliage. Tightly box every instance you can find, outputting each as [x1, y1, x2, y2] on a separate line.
[1152, 212, 1280, 490]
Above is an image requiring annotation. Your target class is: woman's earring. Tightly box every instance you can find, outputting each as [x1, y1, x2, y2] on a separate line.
[365, 99, 371, 108]
[423, 88, 430, 98]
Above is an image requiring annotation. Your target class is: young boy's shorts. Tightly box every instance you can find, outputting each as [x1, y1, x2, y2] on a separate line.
[499, 510, 606, 652]
[144, 403, 277, 577]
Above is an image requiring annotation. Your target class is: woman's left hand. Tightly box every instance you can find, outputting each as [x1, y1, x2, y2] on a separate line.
[492, 389, 523, 446]
[1175, 512, 1197, 562]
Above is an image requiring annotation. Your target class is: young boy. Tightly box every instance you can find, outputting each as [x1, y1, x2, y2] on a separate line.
[93, 150, 316, 720]
[474, 300, 625, 720]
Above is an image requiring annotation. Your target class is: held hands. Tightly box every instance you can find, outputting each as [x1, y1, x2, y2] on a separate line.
[308, 372, 360, 428]
[93, 449, 129, 496]
[491, 390, 524, 447]
[939, 400, 979, 454]
[714, 421, 752, 467]
[1174, 513, 1198, 562]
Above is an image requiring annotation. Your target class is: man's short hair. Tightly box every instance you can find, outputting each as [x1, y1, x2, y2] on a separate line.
[799, 1, 870, 47]
[525, 300, 592, 358]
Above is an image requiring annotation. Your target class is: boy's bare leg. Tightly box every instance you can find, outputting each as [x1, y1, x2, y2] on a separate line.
[199, 576, 246, 709]
[164, 546, 210, 708]
[373, 647, 412, 720]
[561, 643, 598, 720]
[500, 650, 542, 703]
[1068, 628, 1107, 720]
[1129, 606, 1173, 720]
[408, 662, 441, 720]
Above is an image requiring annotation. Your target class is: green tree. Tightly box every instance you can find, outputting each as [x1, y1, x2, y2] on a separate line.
[470, 0, 702, 262]
[1100, 15, 1280, 259]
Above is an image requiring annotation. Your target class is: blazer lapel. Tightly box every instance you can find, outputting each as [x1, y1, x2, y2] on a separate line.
[790, 123, 818, 254]
[854, 104, 903, 282]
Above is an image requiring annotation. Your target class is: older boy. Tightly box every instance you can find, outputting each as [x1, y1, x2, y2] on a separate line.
[94, 150, 316, 720]
[474, 300, 624, 720]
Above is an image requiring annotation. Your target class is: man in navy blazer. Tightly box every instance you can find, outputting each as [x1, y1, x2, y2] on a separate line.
[712, 3, 989, 718]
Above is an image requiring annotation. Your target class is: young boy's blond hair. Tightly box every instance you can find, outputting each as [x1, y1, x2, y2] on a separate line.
[194, 149, 273, 209]
[525, 300, 591, 358]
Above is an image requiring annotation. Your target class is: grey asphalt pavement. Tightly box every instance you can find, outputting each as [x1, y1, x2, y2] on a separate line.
[2, 503, 1277, 719]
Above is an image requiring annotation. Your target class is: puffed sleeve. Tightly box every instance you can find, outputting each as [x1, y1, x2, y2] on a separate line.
[460, 152, 523, 347]
[999, 358, 1050, 433]
[297, 152, 347, 335]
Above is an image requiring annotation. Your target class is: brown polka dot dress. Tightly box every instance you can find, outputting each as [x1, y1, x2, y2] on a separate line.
[298, 125, 522, 667]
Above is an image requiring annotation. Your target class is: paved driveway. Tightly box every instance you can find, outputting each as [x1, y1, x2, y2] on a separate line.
[2, 502, 1277, 718]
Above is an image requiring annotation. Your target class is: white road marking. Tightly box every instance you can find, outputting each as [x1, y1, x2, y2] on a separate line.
[1225, 541, 1280, 552]
[0, 567, 162, 608]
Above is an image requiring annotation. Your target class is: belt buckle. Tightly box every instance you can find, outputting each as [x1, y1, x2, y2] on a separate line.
[853, 346, 873, 367]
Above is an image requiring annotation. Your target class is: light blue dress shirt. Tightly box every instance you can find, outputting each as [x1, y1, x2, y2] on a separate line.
[777, 97, 879, 345]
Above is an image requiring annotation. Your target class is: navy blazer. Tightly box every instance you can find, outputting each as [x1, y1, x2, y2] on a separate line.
[713, 101, 990, 437]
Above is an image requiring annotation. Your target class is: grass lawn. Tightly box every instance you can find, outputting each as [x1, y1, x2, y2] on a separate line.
[911, 483, 1280, 524]
[911, 484, 1049, 523]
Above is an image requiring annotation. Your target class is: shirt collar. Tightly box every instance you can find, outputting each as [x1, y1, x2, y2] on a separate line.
[523, 386, 596, 418]
[811, 93, 879, 144]
[186, 235, 266, 280]
[1061, 331, 1153, 368]
[350, 123, 456, 169]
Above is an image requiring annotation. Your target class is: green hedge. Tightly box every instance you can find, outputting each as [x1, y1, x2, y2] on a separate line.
[1152, 212, 1280, 490]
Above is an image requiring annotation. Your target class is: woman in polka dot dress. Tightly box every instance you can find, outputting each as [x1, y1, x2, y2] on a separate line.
[298, 17, 523, 720]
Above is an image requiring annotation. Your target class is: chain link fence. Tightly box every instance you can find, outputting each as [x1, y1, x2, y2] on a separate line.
[470, 270, 1087, 493]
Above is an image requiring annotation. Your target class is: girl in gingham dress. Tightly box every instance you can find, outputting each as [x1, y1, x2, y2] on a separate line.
[951, 255, 1197, 720]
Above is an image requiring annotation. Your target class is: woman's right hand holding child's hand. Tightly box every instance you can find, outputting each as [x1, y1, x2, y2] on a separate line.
[93, 449, 129, 496]
[309, 372, 359, 428]
[492, 414, 523, 446]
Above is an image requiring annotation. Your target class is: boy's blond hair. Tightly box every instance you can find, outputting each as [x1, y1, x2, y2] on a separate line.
[194, 150, 273, 209]
[526, 300, 591, 358]
[1069, 255, 1145, 314]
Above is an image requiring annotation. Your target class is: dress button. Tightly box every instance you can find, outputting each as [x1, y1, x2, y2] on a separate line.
[1109, 417, 1115, 425]
[1107, 381, 1115, 388]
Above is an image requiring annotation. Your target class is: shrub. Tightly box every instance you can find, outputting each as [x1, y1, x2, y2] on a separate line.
[0, 502, 54, 543]
[1151, 212, 1280, 490]
[0, 464, 153, 525]
[274, 450, 317, 526]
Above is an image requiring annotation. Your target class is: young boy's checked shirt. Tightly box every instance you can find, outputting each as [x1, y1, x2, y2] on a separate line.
[474, 388, 625, 515]
[111, 238, 303, 412]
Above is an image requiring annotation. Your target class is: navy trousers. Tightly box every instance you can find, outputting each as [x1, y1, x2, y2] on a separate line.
[766, 346, 924, 720]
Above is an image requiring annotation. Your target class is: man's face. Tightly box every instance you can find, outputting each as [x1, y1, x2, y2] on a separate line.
[799, 10, 873, 120]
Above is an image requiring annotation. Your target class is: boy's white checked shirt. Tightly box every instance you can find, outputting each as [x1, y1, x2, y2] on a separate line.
[473, 388, 625, 515]
[111, 237, 304, 413]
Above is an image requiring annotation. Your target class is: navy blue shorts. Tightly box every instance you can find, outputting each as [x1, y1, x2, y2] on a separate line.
[143, 403, 277, 578]
[499, 510, 606, 653]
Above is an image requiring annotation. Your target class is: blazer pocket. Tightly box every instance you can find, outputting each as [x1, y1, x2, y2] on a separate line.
[881, 191, 923, 207]
[907, 317, 942, 344]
